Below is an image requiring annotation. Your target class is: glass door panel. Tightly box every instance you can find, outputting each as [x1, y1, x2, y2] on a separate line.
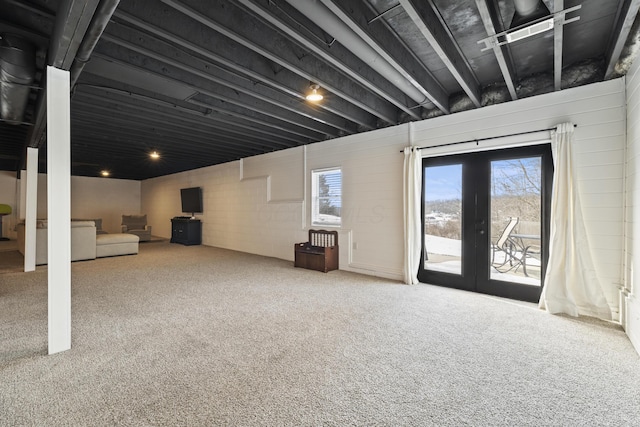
[423, 164, 462, 275]
[489, 157, 542, 286]
[419, 144, 552, 303]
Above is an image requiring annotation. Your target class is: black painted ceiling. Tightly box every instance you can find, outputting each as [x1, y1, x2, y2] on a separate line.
[0, 0, 638, 180]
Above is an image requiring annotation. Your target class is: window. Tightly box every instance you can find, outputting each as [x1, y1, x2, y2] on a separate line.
[312, 168, 342, 226]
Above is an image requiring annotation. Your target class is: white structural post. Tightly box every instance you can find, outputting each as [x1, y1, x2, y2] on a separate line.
[47, 66, 71, 355]
[24, 147, 38, 272]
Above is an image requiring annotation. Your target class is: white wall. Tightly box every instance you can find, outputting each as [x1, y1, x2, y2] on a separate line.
[414, 79, 626, 320]
[0, 171, 19, 239]
[17, 172, 141, 233]
[625, 58, 640, 354]
[142, 79, 627, 306]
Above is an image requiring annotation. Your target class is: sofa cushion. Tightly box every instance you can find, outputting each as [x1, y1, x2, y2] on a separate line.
[122, 214, 147, 230]
[71, 221, 96, 228]
[72, 218, 103, 231]
[97, 233, 139, 245]
[96, 233, 139, 258]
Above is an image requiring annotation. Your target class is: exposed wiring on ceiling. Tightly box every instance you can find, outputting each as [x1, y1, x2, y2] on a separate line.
[367, 3, 402, 24]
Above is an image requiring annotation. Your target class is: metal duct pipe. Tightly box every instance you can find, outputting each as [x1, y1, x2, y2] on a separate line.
[511, 0, 551, 28]
[284, 0, 428, 105]
[0, 34, 35, 124]
[69, 0, 121, 88]
[513, 0, 541, 16]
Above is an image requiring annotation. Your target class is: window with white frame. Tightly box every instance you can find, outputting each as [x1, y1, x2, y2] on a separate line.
[312, 168, 342, 226]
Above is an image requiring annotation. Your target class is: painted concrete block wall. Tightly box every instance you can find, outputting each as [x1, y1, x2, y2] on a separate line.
[625, 59, 640, 354]
[305, 125, 407, 277]
[70, 175, 141, 233]
[141, 79, 627, 298]
[17, 172, 141, 233]
[142, 159, 303, 261]
[0, 171, 19, 239]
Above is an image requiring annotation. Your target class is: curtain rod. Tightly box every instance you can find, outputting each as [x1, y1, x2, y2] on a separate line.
[401, 124, 577, 152]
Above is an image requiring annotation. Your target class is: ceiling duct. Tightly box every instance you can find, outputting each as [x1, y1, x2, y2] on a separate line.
[285, 0, 429, 106]
[511, 0, 551, 28]
[70, 0, 121, 88]
[0, 34, 36, 124]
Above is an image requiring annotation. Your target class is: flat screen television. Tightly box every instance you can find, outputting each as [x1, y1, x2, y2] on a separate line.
[180, 187, 203, 216]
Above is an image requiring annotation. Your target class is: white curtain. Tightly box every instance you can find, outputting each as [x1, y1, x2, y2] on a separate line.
[538, 123, 612, 319]
[403, 146, 422, 285]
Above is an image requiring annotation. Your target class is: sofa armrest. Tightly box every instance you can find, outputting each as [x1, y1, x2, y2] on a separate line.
[145, 225, 152, 233]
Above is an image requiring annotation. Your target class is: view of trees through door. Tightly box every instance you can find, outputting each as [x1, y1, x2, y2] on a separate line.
[489, 157, 542, 285]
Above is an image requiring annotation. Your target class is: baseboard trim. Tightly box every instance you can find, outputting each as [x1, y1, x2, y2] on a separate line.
[346, 262, 403, 281]
[626, 294, 640, 356]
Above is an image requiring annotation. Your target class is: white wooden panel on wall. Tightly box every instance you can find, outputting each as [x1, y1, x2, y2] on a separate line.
[413, 79, 626, 312]
[412, 79, 624, 147]
[626, 57, 640, 354]
[241, 147, 304, 202]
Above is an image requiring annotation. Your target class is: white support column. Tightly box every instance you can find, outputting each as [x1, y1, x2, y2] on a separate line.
[46, 66, 71, 355]
[24, 147, 38, 272]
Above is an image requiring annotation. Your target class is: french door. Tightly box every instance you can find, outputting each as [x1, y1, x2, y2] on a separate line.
[418, 145, 553, 302]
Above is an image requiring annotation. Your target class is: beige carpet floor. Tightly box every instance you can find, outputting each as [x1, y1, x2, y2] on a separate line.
[1, 240, 639, 426]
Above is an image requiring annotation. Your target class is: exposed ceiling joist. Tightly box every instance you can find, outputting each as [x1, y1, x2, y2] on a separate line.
[160, 0, 398, 125]
[554, 0, 565, 91]
[74, 82, 302, 147]
[24, 0, 114, 155]
[72, 92, 295, 150]
[605, 0, 640, 79]
[256, 0, 422, 120]
[96, 32, 343, 138]
[110, 11, 360, 134]
[49, 0, 101, 69]
[95, 35, 330, 139]
[474, 0, 517, 100]
[112, 9, 373, 131]
[318, 0, 448, 113]
[398, 0, 481, 107]
[1, 0, 638, 180]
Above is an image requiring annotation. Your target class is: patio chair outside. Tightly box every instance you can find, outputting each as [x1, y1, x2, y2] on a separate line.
[491, 217, 520, 272]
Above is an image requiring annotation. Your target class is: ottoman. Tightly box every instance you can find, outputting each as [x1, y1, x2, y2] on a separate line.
[96, 233, 139, 258]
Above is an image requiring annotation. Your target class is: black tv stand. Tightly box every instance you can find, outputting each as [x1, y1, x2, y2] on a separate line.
[170, 217, 202, 246]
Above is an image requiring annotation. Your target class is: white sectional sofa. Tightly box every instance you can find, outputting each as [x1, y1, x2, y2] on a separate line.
[16, 220, 140, 265]
[16, 220, 97, 265]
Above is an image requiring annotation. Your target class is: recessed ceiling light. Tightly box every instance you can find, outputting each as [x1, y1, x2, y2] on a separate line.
[305, 83, 323, 102]
[150, 151, 160, 159]
[101, 170, 110, 177]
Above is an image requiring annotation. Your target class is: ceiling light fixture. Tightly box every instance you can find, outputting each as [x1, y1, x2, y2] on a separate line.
[305, 83, 323, 102]
[150, 150, 160, 159]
